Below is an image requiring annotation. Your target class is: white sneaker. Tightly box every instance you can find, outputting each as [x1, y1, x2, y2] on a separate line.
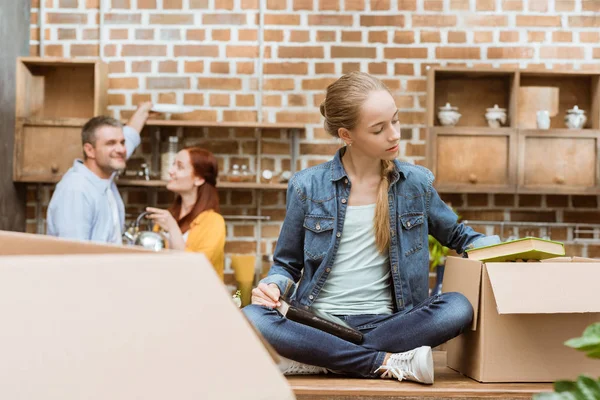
[375, 346, 434, 384]
[278, 356, 329, 376]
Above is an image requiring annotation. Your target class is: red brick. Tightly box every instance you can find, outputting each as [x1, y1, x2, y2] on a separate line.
[476, 0, 495, 10]
[150, 14, 193, 24]
[555, 0, 574, 10]
[511, 211, 556, 222]
[174, 45, 218, 57]
[391, 31, 412, 44]
[264, 14, 300, 25]
[223, 110, 257, 122]
[211, 29, 230, 41]
[540, 46, 585, 59]
[203, 13, 246, 25]
[528, 0, 547, 11]
[210, 94, 230, 107]
[450, 0, 470, 9]
[184, 61, 204, 73]
[240, 0, 257, 8]
[163, 0, 183, 7]
[290, 30, 310, 42]
[71, 44, 99, 57]
[398, 111, 425, 124]
[138, 0, 157, 8]
[264, 79, 295, 90]
[317, 31, 336, 42]
[264, 29, 284, 41]
[412, 14, 456, 27]
[158, 93, 177, 104]
[264, 62, 308, 75]
[568, 16, 600, 28]
[315, 62, 335, 74]
[47, 13, 88, 24]
[226, 46, 259, 58]
[342, 31, 362, 42]
[302, 78, 337, 90]
[215, 0, 234, 8]
[267, 0, 287, 9]
[225, 241, 256, 253]
[345, 0, 365, 10]
[309, 15, 353, 26]
[360, 15, 405, 27]
[277, 112, 321, 124]
[552, 31, 572, 42]
[135, 29, 154, 40]
[527, 31, 546, 42]
[109, 77, 139, 90]
[132, 94, 153, 105]
[502, 0, 522, 10]
[424, 0, 443, 10]
[488, 47, 534, 59]
[394, 94, 414, 108]
[385, 47, 428, 58]
[579, 32, 600, 43]
[331, 46, 377, 58]
[300, 143, 341, 155]
[293, 0, 313, 10]
[395, 63, 414, 75]
[236, 94, 255, 107]
[239, 29, 258, 41]
[237, 62, 255, 74]
[448, 31, 467, 43]
[159, 60, 178, 73]
[59, 0, 78, 7]
[464, 15, 507, 26]
[108, 61, 125, 74]
[183, 94, 204, 105]
[58, 28, 76, 40]
[499, 31, 520, 42]
[420, 31, 441, 43]
[342, 63, 361, 74]
[110, 28, 128, 40]
[187, 29, 205, 41]
[132, 61, 151, 73]
[147, 77, 190, 90]
[516, 15, 560, 27]
[594, 49, 600, 59]
[263, 95, 282, 107]
[369, 62, 387, 75]
[405, 142, 426, 157]
[436, 47, 480, 59]
[197, 78, 241, 90]
[406, 79, 426, 92]
[278, 46, 324, 58]
[473, 31, 493, 43]
[369, 31, 388, 43]
[108, 94, 126, 106]
[319, 0, 340, 10]
[122, 44, 167, 56]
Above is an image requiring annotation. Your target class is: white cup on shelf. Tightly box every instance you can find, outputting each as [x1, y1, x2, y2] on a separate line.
[536, 110, 550, 130]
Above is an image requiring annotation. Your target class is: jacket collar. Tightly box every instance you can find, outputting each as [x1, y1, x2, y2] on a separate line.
[329, 147, 408, 185]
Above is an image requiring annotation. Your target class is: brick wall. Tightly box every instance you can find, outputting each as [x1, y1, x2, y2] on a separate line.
[27, 0, 600, 284]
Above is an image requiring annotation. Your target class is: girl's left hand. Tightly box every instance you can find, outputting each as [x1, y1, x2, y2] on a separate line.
[145, 207, 178, 233]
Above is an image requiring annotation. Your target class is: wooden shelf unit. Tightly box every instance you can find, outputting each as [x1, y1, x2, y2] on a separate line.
[117, 179, 288, 191]
[426, 67, 600, 195]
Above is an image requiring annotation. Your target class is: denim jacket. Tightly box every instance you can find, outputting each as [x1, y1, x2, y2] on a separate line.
[262, 148, 499, 313]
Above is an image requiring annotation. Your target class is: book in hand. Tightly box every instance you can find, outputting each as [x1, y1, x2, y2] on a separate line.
[276, 298, 364, 345]
[465, 236, 565, 262]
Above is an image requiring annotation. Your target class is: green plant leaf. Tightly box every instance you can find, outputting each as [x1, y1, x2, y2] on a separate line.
[583, 323, 600, 339]
[584, 348, 600, 359]
[555, 380, 578, 393]
[575, 376, 600, 400]
[565, 337, 600, 351]
[533, 392, 577, 400]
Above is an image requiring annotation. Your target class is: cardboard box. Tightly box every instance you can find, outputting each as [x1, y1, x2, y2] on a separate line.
[0, 231, 294, 400]
[443, 255, 600, 382]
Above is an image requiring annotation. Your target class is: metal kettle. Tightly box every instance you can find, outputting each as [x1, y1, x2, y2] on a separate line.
[122, 211, 169, 251]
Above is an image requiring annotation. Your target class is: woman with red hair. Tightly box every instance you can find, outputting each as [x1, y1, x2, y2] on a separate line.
[146, 147, 226, 280]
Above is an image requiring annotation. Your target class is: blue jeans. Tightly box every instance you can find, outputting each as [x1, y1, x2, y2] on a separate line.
[243, 292, 473, 378]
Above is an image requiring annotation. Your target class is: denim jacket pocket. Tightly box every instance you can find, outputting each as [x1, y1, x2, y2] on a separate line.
[303, 215, 334, 261]
[399, 212, 425, 256]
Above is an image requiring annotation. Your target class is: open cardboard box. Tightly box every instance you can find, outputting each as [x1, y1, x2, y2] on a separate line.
[0, 230, 293, 399]
[443, 255, 600, 382]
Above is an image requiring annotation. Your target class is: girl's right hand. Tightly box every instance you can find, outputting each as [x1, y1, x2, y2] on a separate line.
[251, 283, 281, 308]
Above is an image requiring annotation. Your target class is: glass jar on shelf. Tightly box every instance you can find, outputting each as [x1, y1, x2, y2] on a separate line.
[160, 136, 179, 181]
[229, 164, 242, 182]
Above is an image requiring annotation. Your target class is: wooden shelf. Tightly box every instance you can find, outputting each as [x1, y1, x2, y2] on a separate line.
[117, 179, 288, 190]
[20, 118, 305, 131]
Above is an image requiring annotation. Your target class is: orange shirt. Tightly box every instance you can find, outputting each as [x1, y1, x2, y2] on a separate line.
[184, 210, 226, 281]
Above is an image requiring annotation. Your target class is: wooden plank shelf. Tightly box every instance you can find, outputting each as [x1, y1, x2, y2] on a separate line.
[117, 179, 288, 190]
[21, 118, 305, 131]
[289, 352, 552, 400]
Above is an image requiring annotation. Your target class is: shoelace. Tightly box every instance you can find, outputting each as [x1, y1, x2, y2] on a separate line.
[374, 350, 417, 381]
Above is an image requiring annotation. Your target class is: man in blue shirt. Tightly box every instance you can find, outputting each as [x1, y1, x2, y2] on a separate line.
[47, 102, 153, 243]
